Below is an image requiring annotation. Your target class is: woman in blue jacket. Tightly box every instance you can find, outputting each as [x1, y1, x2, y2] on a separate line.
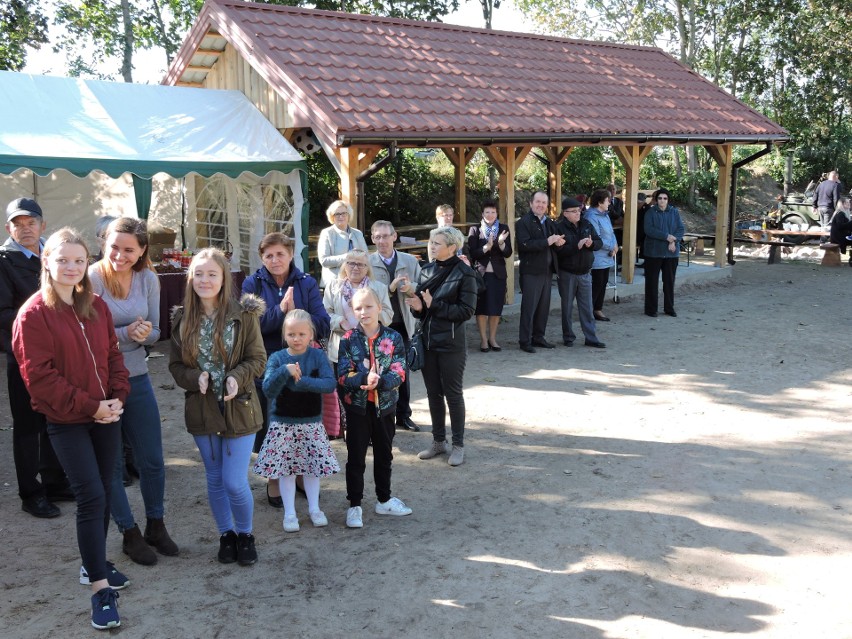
[584, 189, 618, 322]
[643, 188, 685, 317]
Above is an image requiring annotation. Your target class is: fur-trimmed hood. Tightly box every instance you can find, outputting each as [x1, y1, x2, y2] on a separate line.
[170, 293, 266, 326]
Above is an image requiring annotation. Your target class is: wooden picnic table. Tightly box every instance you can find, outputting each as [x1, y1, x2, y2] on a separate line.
[739, 228, 832, 264]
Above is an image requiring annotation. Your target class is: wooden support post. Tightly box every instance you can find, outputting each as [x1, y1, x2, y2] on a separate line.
[444, 147, 476, 223]
[612, 145, 650, 285]
[334, 146, 380, 231]
[483, 146, 518, 304]
[706, 144, 733, 268]
[539, 147, 573, 218]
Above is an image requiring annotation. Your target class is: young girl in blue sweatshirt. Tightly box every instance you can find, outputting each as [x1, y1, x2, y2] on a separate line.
[253, 309, 339, 532]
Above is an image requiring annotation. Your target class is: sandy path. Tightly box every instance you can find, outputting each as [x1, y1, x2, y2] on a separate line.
[1, 258, 850, 638]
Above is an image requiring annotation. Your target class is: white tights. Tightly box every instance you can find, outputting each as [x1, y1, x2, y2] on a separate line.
[281, 475, 321, 516]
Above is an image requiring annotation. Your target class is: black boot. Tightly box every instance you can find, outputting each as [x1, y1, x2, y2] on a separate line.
[144, 518, 180, 556]
[123, 524, 157, 565]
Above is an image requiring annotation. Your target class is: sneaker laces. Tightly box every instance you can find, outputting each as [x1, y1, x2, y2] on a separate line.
[95, 588, 119, 609]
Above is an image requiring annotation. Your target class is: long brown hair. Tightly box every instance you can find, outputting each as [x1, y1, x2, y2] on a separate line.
[40, 227, 96, 319]
[179, 248, 233, 365]
[93, 217, 153, 299]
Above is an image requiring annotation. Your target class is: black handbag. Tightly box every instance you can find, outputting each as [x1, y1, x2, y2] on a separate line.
[406, 324, 425, 372]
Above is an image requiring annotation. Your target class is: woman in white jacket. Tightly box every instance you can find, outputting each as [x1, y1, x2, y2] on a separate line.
[323, 249, 392, 368]
[317, 201, 368, 288]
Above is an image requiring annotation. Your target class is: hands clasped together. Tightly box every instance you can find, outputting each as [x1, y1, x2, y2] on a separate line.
[198, 371, 240, 401]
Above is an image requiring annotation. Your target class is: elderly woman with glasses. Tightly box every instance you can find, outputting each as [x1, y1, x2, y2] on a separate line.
[323, 249, 393, 370]
[317, 200, 369, 289]
[643, 187, 685, 318]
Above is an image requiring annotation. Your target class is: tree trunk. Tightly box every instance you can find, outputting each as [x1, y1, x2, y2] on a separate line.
[120, 0, 133, 83]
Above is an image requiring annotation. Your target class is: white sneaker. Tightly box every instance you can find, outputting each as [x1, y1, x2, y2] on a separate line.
[375, 497, 412, 516]
[309, 510, 328, 527]
[282, 514, 300, 533]
[346, 506, 363, 528]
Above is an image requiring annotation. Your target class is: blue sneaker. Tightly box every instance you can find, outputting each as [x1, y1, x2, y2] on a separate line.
[91, 587, 120, 630]
[80, 562, 130, 590]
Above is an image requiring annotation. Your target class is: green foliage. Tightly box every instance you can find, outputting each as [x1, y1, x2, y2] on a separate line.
[0, 0, 48, 71]
[513, 0, 852, 191]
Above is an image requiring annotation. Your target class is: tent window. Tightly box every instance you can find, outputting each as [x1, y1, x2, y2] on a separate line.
[193, 174, 296, 272]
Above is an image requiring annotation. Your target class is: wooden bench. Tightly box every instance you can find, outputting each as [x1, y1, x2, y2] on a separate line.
[735, 234, 797, 264]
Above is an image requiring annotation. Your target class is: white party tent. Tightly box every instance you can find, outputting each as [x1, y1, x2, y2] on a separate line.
[0, 71, 308, 271]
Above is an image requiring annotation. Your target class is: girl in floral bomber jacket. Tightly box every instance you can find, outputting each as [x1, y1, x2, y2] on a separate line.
[337, 288, 412, 529]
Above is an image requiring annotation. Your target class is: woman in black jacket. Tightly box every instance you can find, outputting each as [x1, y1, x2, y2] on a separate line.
[554, 198, 606, 348]
[406, 226, 478, 467]
[467, 199, 512, 352]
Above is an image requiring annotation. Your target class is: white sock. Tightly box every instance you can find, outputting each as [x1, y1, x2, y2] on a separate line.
[281, 475, 297, 517]
[304, 475, 321, 513]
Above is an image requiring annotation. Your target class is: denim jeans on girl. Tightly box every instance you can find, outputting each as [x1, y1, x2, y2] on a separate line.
[110, 374, 165, 531]
[47, 420, 120, 583]
[193, 433, 255, 534]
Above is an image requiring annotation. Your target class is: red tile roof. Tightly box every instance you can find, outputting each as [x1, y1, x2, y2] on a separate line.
[166, 1, 788, 147]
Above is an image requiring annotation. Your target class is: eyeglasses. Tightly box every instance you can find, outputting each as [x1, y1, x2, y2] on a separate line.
[333, 211, 349, 218]
[346, 262, 367, 269]
[371, 234, 392, 240]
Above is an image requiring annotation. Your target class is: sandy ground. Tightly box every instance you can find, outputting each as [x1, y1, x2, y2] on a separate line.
[1, 257, 851, 638]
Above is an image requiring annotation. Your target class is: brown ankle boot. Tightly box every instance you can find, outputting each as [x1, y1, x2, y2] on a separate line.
[123, 524, 157, 565]
[144, 518, 180, 556]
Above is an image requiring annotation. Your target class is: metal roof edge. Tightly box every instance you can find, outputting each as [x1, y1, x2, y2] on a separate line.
[337, 132, 791, 146]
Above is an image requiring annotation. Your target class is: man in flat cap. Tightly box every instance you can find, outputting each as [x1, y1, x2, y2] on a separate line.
[0, 198, 70, 518]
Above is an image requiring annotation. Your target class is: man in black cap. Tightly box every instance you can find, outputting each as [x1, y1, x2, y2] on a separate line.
[0, 198, 70, 518]
[554, 197, 605, 348]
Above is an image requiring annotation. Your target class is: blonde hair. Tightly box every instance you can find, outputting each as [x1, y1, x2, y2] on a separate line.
[430, 225, 464, 253]
[179, 248, 233, 365]
[93, 217, 153, 299]
[337, 248, 373, 280]
[326, 200, 353, 225]
[351, 286, 381, 309]
[40, 228, 96, 319]
[282, 308, 315, 341]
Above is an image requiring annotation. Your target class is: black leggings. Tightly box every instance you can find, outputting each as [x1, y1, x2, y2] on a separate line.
[47, 420, 120, 583]
[422, 348, 467, 447]
[344, 407, 395, 506]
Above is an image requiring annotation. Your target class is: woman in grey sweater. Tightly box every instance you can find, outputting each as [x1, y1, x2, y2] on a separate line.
[89, 217, 179, 566]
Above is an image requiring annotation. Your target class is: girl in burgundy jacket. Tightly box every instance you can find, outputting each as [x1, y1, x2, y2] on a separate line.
[13, 228, 130, 631]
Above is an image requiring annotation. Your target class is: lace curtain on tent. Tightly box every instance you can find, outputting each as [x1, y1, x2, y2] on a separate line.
[189, 172, 300, 273]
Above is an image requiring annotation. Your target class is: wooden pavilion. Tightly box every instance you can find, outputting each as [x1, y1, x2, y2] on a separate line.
[164, 1, 789, 292]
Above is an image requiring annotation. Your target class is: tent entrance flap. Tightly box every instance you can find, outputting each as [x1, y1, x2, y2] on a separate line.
[132, 175, 152, 220]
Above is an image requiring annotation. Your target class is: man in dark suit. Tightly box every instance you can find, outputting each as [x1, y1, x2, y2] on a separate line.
[0, 198, 70, 518]
[515, 191, 565, 353]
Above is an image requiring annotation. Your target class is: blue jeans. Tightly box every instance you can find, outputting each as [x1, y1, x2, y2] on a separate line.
[193, 433, 255, 535]
[110, 374, 165, 531]
[47, 420, 120, 583]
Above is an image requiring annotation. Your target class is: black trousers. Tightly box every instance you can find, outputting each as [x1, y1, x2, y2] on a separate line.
[644, 257, 678, 313]
[590, 268, 610, 313]
[8, 355, 65, 500]
[518, 272, 552, 345]
[422, 348, 466, 447]
[345, 406, 395, 506]
[389, 321, 412, 422]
